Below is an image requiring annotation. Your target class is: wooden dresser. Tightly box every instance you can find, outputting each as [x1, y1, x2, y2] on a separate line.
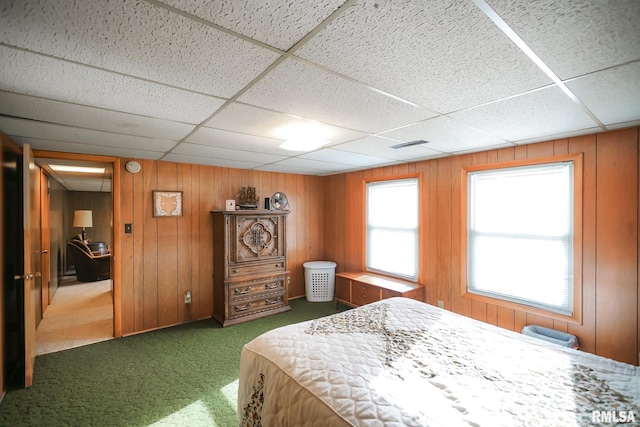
[335, 271, 424, 308]
[212, 210, 290, 327]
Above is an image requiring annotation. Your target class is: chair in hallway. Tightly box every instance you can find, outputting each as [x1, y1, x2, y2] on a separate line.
[66, 240, 111, 282]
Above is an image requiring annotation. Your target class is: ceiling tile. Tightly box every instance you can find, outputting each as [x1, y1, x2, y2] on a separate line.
[0, 91, 195, 141]
[0, 117, 176, 152]
[0, 0, 281, 98]
[332, 136, 445, 161]
[380, 116, 508, 154]
[269, 157, 360, 174]
[255, 164, 333, 176]
[156, 0, 349, 51]
[0, 47, 225, 124]
[161, 153, 262, 170]
[449, 86, 600, 142]
[186, 127, 288, 156]
[295, 0, 552, 113]
[205, 102, 366, 144]
[566, 62, 640, 126]
[238, 58, 436, 133]
[171, 142, 287, 164]
[12, 137, 164, 159]
[62, 177, 111, 192]
[300, 148, 394, 167]
[486, 0, 640, 79]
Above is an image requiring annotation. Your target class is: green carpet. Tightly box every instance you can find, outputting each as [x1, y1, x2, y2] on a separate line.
[0, 299, 338, 427]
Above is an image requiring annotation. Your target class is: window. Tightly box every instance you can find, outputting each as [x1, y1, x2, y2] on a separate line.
[462, 154, 582, 321]
[366, 177, 419, 281]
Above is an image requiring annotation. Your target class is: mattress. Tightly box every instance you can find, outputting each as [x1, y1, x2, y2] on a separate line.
[238, 297, 639, 426]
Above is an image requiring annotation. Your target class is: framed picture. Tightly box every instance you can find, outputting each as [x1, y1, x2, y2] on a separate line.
[153, 191, 183, 217]
[225, 199, 236, 211]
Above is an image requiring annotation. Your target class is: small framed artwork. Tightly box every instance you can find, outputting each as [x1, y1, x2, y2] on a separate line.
[153, 191, 183, 217]
[225, 199, 236, 211]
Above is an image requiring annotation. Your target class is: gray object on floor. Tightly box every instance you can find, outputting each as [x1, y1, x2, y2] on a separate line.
[522, 324, 579, 349]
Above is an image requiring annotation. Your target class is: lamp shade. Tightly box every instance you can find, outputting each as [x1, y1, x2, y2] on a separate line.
[73, 210, 93, 228]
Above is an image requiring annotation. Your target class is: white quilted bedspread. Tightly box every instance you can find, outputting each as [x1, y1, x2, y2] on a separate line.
[238, 298, 640, 426]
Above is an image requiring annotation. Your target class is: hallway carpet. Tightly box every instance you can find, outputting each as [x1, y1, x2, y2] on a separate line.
[35, 279, 113, 356]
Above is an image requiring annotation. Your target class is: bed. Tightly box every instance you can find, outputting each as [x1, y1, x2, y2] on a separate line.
[238, 298, 639, 426]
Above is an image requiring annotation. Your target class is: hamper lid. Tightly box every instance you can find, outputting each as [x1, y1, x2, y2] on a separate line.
[303, 261, 337, 268]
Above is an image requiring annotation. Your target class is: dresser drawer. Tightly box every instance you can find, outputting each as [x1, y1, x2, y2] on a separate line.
[228, 260, 286, 278]
[229, 276, 286, 302]
[351, 282, 381, 306]
[228, 292, 286, 319]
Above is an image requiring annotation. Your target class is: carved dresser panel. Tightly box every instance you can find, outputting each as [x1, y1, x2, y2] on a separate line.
[212, 210, 290, 326]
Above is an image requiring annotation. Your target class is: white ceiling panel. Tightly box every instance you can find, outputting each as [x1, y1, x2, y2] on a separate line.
[172, 142, 287, 164]
[237, 58, 436, 133]
[0, 91, 195, 141]
[566, 62, 640, 126]
[61, 177, 111, 193]
[449, 86, 599, 142]
[486, 0, 640, 80]
[156, 0, 349, 51]
[333, 136, 446, 162]
[0, 0, 280, 98]
[255, 164, 333, 176]
[380, 116, 509, 154]
[0, 1, 637, 181]
[162, 153, 262, 170]
[295, 0, 552, 113]
[300, 148, 395, 167]
[269, 157, 360, 173]
[205, 102, 366, 145]
[0, 47, 225, 124]
[186, 127, 288, 156]
[0, 117, 176, 152]
[11, 137, 165, 160]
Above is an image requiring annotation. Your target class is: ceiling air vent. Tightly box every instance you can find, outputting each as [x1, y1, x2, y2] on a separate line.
[390, 140, 429, 149]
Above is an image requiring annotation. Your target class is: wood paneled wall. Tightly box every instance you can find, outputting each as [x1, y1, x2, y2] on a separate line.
[118, 160, 324, 336]
[323, 128, 640, 365]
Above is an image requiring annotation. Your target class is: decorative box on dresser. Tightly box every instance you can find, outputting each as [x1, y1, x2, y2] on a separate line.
[211, 210, 290, 327]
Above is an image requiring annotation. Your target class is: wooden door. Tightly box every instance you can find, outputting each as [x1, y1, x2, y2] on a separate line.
[22, 144, 40, 387]
[40, 172, 50, 312]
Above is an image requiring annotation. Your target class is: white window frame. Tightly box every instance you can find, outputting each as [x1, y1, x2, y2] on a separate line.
[461, 154, 583, 323]
[365, 177, 420, 282]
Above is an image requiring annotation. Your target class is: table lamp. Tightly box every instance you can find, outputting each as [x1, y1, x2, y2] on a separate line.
[73, 210, 93, 242]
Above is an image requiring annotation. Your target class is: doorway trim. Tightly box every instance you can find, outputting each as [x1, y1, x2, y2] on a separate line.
[33, 150, 122, 338]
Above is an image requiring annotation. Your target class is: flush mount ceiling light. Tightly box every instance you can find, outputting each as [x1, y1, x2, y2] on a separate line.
[50, 165, 106, 174]
[275, 121, 332, 152]
[279, 137, 329, 152]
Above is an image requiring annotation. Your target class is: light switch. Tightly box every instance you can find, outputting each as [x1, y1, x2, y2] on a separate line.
[125, 223, 132, 234]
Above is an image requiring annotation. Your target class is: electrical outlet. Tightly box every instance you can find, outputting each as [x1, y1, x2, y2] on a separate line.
[184, 290, 191, 304]
[437, 300, 444, 309]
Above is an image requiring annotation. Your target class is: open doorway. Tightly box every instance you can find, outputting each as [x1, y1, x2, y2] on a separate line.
[35, 157, 114, 355]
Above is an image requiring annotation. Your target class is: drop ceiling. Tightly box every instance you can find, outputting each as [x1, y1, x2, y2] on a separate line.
[0, 0, 638, 177]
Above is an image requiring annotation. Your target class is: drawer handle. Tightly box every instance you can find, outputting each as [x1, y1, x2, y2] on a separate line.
[265, 296, 281, 305]
[234, 303, 252, 312]
[233, 269, 239, 273]
[265, 281, 281, 290]
[234, 287, 252, 295]
[275, 263, 280, 267]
